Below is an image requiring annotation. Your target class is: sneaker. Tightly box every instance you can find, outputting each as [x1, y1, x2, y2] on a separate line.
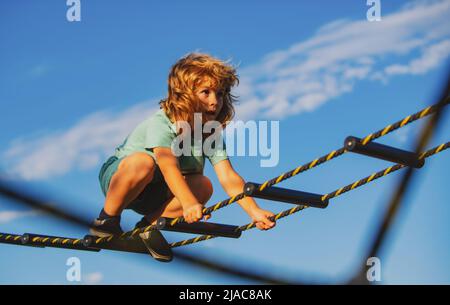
[134, 217, 151, 230]
[89, 217, 123, 237]
[135, 217, 173, 262]
[139, 230, 173, 262]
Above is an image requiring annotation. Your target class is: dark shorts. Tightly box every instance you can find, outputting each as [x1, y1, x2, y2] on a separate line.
[98, 155, 169, 216]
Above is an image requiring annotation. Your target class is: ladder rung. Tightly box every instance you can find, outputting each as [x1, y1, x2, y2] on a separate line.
[156, 217, 241, 239]
[83, 235, 148, 254]
[244, 182, 329, 209]
[344, 136, 424, 168]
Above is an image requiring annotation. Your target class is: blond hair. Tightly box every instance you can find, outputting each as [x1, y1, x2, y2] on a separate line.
[159, 53, 239, 130]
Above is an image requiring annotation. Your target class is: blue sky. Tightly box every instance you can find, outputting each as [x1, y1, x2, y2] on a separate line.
[0, 0, 449, 284]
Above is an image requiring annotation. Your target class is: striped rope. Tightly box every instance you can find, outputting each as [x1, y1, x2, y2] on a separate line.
[0, 233, 87, 249]
[170, 141, 449, 248]
[1, 143, 448, 252]
[0, 233, 23, 245]
[116, 99, 449, 239]
[94, 98, 449, 243]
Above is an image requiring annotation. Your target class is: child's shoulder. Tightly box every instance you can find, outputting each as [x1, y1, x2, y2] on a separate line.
[149, 108, 170, 123]
[146, 108, 176, 132]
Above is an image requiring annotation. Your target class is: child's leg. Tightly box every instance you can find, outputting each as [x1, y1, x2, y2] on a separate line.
[145, 174, 213, 223]
[104, 152, 156, 216]
[133, 174, 211, 262]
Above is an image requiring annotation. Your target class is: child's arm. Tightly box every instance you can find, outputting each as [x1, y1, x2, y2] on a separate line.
[153, 147, 204, 223]
[214, 160, 276, 230]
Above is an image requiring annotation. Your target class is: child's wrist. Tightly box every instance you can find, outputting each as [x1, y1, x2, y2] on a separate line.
[181, 200, 201, 210]
[242, 202, 259, 215]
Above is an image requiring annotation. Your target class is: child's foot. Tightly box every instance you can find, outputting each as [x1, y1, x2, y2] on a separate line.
[139, 230, 173, 262]
[89, 217, 123, 237]
[135, 217, 173, 262]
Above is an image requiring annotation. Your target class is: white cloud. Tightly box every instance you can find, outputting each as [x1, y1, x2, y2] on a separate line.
[84, 272, 103, 284]
[2, 102, 158, 180]
[2, 0, 450, 180]
[384, 39, 450, 76]
[235, 0, 450, 119]
[0, 210, 39, 224]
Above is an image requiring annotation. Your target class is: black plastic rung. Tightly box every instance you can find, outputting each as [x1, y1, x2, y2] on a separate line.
[156, 217, 241, 239]
[244, 182, 329, 209]
[83, 235, 148, 254]
[344, 136, 424, 168]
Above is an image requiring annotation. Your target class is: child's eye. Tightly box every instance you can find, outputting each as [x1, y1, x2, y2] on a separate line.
[202, 89, 210, 95]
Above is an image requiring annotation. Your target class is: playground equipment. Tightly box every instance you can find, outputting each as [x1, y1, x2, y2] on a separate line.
[1, 98, 449, 258]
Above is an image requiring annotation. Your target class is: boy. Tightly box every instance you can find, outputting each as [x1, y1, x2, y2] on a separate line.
[91, 53, 276, 262]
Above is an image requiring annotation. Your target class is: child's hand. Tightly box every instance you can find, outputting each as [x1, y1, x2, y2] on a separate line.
[249, 208, 276, 230]
[183, 203, 204, 223]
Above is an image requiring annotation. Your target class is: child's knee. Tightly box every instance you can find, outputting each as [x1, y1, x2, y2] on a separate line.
[118, 152, 155, 183]
[190, 175, 213, 204]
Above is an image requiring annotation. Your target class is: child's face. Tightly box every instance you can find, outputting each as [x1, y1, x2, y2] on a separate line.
[195, 79, 224, 121]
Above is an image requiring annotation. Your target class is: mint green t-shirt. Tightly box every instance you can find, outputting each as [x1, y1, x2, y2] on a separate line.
[114, 109, 228, 174]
